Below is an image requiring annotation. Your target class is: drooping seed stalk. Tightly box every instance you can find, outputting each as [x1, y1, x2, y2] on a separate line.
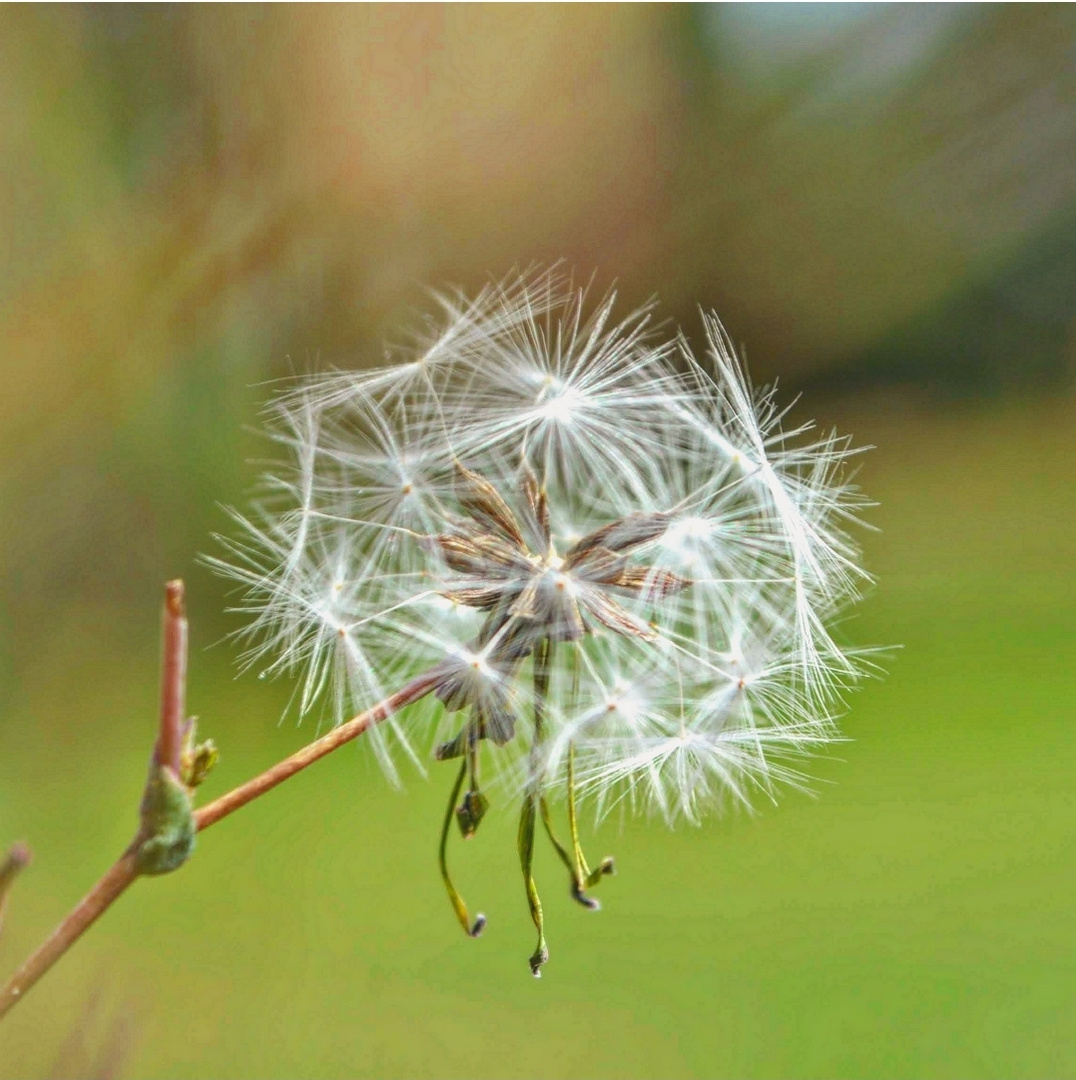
[566, 742, 588, 879]
[537, 795, 587, 902]
[537, 648, 613, 907]
[456, 725, 489, 838]
[438, 755, 485, 938]
[535, 644, 590, 904]
[519, 636, 551, 977]
[467, 734, 480, 798]
[564, 645, 615, 890]
[562, 644, 590, 888]
[568, 742, 615, 890]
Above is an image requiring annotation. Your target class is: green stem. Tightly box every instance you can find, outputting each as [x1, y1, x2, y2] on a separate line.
[518, 796, 547, 977]
[568, 742, 615, 890]
[438, 758, 485, 938]
[520, 636, 551, 977]
[539, 792, 599, 910]
[537, 648, 613, 906]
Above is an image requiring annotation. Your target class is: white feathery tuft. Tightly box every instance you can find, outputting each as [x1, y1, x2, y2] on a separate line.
[208, 267, 872, 823]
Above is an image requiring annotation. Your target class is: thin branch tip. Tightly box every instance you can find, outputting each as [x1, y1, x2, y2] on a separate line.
[4, 843, 31, 870]
[157, 579, 189, 777]
[164, 579, 185, 618]
[0, 843, 32, 916]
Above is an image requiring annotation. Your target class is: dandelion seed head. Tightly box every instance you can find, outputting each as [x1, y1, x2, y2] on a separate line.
[210, 267, 872, 824]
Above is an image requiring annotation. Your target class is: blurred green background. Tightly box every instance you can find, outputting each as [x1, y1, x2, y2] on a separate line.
[1, 5, 1075, 1078]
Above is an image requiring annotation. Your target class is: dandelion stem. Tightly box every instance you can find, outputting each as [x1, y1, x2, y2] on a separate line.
[193, 670, 438, 831]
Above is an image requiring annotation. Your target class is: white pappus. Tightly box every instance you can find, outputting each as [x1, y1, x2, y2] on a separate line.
[208, 266, 872, 976]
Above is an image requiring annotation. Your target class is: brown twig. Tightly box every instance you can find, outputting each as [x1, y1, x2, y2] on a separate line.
[193, 670, 439, 832]
[0, 850, 140, 1021]
[156, 580, 188, 777]
[0, 581, 438, 1021]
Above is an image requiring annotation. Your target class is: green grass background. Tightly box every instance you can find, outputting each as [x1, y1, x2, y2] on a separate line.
[1, 391, 1073, 1078]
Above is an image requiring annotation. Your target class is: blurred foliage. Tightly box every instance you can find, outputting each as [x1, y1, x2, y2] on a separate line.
[1, 6, 1075, 1076]
[1, 4, 1074, 633]
[672, 4, 1076, 384]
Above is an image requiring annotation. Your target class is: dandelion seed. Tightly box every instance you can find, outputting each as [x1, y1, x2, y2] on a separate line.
[209, 267, 873, 976]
